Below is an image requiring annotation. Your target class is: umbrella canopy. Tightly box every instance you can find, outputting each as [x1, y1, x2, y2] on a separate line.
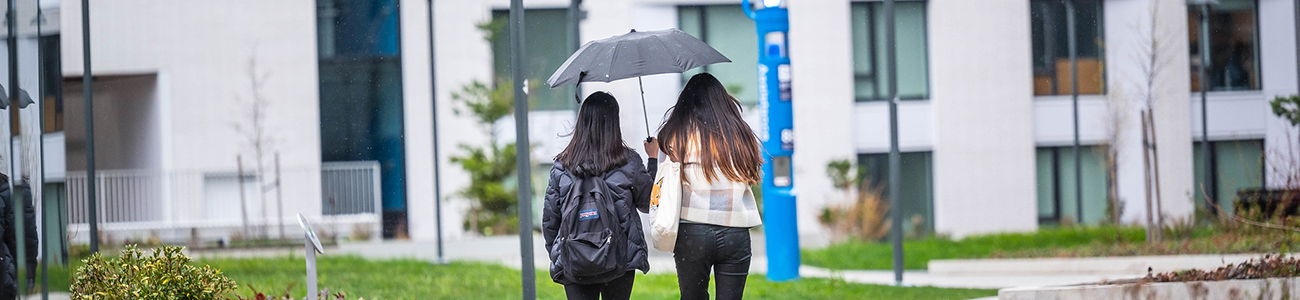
[546, 28, 730, 88]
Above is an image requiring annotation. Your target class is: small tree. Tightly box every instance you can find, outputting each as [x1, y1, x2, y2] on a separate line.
[1100, 85, 1130, 242]
[232, 52, 278, 239]
[1128, 1, 1180, 243]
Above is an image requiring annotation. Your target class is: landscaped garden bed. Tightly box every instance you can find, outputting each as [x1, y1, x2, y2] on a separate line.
[1000, 255, 1300, 300]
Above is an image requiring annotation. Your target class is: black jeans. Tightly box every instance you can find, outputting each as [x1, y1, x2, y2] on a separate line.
[674, 223, 751, 300]
[563, 271, 635, 300]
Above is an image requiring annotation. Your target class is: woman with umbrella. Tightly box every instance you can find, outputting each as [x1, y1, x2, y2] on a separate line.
[542, 91, 659, 300]
[548, 29, 758, 300]
[658, 73, 764, 300]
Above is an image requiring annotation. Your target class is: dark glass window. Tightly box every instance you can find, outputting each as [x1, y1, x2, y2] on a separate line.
[679, 5, 759, 105]
[858, 152, 933, 236]
[490, 9, 573, 111]
[851, 1, 929, 101]
[1193, 140, 1264, 216]
[1035, 146, 1109, 225]
[41, 35, 62, 134]
[1189, 0, 1260, 92]
[1030, 0, 1105, 96]
[317, 0, 408, 237]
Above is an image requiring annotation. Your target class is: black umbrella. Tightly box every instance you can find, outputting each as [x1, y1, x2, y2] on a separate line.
[546, 28, 730, 138]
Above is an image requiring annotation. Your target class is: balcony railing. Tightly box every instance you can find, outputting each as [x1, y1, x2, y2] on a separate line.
[62, 161, 382, 243]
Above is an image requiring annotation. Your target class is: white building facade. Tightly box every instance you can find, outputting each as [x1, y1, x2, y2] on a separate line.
[39, 0, 1300, 245]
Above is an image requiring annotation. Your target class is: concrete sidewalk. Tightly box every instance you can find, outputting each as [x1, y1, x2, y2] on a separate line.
[191, 235, 1172, 290]
[327, 235, 1121, 289]
[800, 266, 1135, 289]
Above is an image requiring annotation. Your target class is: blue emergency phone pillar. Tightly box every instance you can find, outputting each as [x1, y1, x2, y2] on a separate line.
[743, 0, 798, 282]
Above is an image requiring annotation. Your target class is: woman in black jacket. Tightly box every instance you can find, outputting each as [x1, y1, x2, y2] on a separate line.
[543, 91, 658, 300]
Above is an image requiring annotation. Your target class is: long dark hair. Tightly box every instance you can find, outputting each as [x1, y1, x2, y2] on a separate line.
[555, 91, 631, 177]
[657, 73, 763, 184]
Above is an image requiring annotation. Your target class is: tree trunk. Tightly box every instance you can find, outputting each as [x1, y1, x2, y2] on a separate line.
[1146, 111, 1164, 242]
[1141, 111, 1156, 243]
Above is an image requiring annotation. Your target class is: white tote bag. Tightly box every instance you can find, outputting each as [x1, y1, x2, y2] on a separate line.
[647, 159, 682, 253]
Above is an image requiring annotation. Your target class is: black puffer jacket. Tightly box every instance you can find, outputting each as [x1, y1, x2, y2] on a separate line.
[0, 178, 37, 299]
[543, 150, 657, 284]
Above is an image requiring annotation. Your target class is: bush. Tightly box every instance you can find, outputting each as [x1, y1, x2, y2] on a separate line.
[820, 159, 890, 241]
[71, 245, 237, 300]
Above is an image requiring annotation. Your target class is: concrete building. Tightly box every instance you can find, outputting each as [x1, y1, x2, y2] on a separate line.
[29, 0, 1299, 246]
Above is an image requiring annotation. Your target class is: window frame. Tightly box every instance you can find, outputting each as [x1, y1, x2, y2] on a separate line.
[1029, 0, 1108, 97]
[856, 151, 935, 236]
[850, 0, 932, 102]
[1189, 0, 1263, 92]
[489, 8, 576, 111]
[677, 4, 761, 105]
[1193, 139, 1267, 216]
[1034, 145, 1112, 226]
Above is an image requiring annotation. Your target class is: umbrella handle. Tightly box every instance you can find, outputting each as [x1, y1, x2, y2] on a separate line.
[573, 72, 587, 103]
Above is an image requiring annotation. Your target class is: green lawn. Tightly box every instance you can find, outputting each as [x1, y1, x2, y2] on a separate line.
[50, 254, 994, 299]
[803, 225, 1299, 270]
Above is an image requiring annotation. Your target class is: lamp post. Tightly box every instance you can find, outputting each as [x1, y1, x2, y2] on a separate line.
[426, 0, 445, 265]
[1189, 0, 1213, 214]
[508, 0, 537, 299]
[883, 0, 904, 286]
[742, 0, 798, 282]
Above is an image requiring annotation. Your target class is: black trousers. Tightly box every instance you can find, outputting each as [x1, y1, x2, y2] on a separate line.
[674, 223, 751, 300]
[563, 271, 636, 300]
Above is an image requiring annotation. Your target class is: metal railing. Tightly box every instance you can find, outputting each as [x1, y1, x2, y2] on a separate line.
[63, 161, 383, 242]
[321, 161, 382, 216]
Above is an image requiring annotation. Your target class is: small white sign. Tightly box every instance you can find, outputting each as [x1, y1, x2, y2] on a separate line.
[298, 214, 325, 254]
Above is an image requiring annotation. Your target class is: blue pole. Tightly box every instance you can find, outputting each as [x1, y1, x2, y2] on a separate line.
[743, 0, 798, 282]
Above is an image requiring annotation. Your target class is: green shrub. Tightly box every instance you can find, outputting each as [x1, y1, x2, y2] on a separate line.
[71, 245, 236, 300]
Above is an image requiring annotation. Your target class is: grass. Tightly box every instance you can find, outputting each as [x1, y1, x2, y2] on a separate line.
[49, 254, 995, 299]
[803, 225, 1299, 270]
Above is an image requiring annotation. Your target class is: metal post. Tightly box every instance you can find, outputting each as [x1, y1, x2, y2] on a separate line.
[81, 0, 98, 253]
[508, 1, 536, 299]
[884, 0, 904, 286]
[1066, 0, 1083, 224]
[305, 232, 318, 300]
[567, 0, 582, 114]
[426, 0, 445, 264]
[1199, 4, 1213, 214]
[276, 153, 284, 239]
[742, 0, 798, 282]
[37, 3, 49, 297]
[7, 0, 29, 295]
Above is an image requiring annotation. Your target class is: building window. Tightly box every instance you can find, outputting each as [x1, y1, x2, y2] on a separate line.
[1189, 0, 1259, 92]
[490, 9, 573, 111]
[1030, 0, 1104, 96]
[42, 35, 62, 134]
[1036, 146, 1109, 225]
[1193, 140, 1264, 216]
[850, 1, 929, 102]
[679, 5, 759, 106]
[317, 0, 408, 237]
[858, 152, 933, 236]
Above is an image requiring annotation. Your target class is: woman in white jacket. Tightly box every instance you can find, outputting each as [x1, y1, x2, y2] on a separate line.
[656, 73, 764, 300]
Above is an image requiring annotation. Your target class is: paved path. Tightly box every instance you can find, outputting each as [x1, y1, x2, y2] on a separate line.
[327, 235, 1123, 290]
[188, 235, 1147, 297]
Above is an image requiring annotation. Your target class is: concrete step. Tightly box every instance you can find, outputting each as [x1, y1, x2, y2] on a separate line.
[928, 253, 1296, 276]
